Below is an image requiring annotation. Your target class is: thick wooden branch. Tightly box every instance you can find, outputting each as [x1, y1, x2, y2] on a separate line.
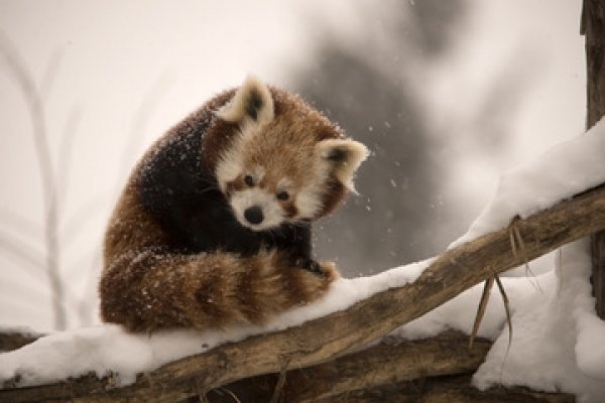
[320, 375, 575, 403]
[2, 184, 604, 402]
[281, 331, 489, 403]
[209, 331, 492, 403]
[208, 332, 574, 402]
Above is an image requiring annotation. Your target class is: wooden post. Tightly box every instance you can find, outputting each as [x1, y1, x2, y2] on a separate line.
[582, 0, 605, 319]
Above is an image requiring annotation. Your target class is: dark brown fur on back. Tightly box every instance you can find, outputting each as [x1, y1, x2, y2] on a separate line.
[101, 174, 340, 332]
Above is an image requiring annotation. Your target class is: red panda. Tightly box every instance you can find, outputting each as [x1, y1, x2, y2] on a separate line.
[99, 76, 369, 332]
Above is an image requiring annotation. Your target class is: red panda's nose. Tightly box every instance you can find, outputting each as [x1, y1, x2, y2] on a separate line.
[244, 206, 264, 225]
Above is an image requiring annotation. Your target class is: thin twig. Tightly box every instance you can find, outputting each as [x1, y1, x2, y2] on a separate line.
[469, 276, 494, 350]
[119, 72, 174, 183]
[0, 31, 66, 330]
[0, 231, 46, 275]
[470, 215, 528, 350]
[39, 48, 63, 103]
[215, 388, 242, 403]
[510, 215, 543, 289]
[55, 103, 83, 213]
[270, 356, 291, 403]
[0, 211, 41, 241]
[494, 275, 513, 348]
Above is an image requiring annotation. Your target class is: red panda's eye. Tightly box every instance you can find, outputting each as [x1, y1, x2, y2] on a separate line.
[276, 191, 289, 201]
[244, 175, 255, 187]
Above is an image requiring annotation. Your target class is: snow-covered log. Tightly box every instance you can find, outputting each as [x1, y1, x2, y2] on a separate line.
[0, 331, 577, 402]
[203, 331, 574, 403]
[1, 181, 603, 402]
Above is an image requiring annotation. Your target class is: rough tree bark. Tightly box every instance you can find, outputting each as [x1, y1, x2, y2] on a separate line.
[582, 0, 605, 319]
[205, 332, 573, 403]
[203, 331, 492, 403]
[2, 183, 603, 402]
[313, 375, 575, 403]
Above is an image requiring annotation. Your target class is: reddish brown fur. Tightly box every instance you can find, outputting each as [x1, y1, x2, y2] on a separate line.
[101, 180, 339, 332]
[212, 86, 352, 219]
[99, 82, 350, 333]
[319, 180, 347, 217]
[100, 244, 338, 332]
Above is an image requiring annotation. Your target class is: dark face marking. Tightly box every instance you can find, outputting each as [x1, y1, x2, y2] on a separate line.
[318, 179, 347, 218]
[224, 177, 247, 199]
[282, 202, 299, 218]
[326, 147, 349, 162]
[245, 89, 264, 121]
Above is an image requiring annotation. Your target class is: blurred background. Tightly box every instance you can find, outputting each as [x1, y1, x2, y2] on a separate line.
[0, 0, 586, 332]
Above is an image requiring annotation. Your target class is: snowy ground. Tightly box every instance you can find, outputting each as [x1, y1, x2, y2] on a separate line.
[1, 118, 605, 401]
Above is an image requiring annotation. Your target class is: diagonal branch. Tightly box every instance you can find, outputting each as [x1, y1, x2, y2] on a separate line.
[2, 184, 605, 402]
[0, 231, 45, 274]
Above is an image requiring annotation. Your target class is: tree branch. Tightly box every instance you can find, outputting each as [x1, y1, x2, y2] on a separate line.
[211, 331, 492, 403]
[0, 31, 66, 330]
[3, 184, 604, 402]
[316, 374, 575, 403]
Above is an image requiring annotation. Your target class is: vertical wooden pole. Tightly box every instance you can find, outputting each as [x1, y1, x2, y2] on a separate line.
[581, 0, 605, 319]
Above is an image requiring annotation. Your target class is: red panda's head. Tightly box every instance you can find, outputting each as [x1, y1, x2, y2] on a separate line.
[212, 76, 369, 231]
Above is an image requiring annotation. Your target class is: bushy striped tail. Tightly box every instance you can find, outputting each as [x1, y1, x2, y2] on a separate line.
[99, 248, 338, 332]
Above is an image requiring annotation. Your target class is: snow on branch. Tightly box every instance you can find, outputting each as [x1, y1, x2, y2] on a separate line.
[1, 181, 603, 402]
[3, 119, 605, 401]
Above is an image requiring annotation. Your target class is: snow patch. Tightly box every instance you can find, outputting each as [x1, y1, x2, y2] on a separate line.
[576, 312, 605, 381]
[451, 117, 605, 247]
[473, 241, 605, 402]
[394, 271, 553, 341]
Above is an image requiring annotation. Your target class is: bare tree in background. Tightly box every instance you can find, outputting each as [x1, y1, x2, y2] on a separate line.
[0, 30, 174, 330]
[0, 32, 69, 330]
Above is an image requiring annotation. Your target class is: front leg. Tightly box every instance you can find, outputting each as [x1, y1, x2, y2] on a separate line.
[276, 223, 325, 275]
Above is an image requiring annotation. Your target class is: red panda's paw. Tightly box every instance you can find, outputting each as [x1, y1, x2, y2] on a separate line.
[282, 259, 340, 307]
[295, 258, 323, 275]
[317, 260, 340, 282]
[294, 258, 340, 281]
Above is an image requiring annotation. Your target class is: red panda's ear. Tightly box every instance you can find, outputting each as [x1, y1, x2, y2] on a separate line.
[317, 139, 369, 193]
[216, 75, 275, 126]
